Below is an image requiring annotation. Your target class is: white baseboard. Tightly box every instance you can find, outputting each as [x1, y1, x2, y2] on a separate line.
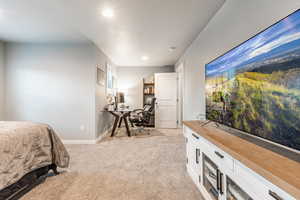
[62, 127, 112, 145]
[62, 139, 96, 144]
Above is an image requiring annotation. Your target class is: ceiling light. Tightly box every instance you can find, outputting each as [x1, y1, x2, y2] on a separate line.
[169, 46, 177, 51]
[102, 8, 114, 18]
[141, 56, 149, 61]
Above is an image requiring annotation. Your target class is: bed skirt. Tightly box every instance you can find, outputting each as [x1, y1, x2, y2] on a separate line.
[0, 164, 57, 200]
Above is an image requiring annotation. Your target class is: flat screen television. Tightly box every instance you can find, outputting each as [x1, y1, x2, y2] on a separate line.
[205, 9, 300, 151]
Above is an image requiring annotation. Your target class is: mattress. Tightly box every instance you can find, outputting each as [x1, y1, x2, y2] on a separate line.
[0, 121, 70, 190]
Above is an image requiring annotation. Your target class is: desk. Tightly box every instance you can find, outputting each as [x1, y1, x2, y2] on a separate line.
[107, 109, 133, 137]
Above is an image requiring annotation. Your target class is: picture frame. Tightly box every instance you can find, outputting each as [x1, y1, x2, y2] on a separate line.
[97, 67, 105, 86]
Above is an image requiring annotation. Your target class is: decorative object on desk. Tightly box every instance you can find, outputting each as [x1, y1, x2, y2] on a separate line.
[116, 92, 125, 110]
[97, 67, 105, 86]
[116, 92, 125, 103]
[106, 94, 116, 111]
[106, 94, 114, 104]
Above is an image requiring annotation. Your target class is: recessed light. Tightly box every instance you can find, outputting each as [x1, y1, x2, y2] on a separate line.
[102, 8, 114, 18]
[169, 46, 177, 51]
[141, 56, 149, 61]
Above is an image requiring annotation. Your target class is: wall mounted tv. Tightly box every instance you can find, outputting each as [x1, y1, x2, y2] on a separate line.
[205, 9, 300, 151]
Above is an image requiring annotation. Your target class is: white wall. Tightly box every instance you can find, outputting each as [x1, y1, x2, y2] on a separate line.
[0, 42, 5, 120]
[117, 66, 174, 109]
[5, 42, 113, 140]
[176, 0, 300, 120]
[93, 46, 116, 139]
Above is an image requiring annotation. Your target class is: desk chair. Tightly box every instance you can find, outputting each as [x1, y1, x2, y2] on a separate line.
[129, 98, 156, 134]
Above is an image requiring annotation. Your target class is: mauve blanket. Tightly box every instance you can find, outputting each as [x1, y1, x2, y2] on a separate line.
[0, 121, 69, 190]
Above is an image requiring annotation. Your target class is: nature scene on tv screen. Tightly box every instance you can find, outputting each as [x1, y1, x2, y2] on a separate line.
[205, 10, 300, 151]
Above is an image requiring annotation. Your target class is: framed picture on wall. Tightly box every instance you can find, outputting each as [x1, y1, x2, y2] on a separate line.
[97, 67, 105, 86]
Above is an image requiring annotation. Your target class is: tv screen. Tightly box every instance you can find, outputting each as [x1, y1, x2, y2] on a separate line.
[205, 10, 300, 151]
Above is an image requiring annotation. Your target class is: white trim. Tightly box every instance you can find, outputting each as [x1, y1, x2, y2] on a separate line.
[63, 127, 112, 144]
[62, 139, 96, 144]
[176, 62, 184, 128]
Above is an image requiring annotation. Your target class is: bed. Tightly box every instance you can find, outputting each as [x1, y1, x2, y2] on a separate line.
[0, 121, 70, 200]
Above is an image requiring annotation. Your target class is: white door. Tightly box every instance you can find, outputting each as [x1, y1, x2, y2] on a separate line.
[155, 73, 178, 128]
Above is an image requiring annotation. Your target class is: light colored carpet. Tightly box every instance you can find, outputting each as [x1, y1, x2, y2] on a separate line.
[21, 128, 204, 200]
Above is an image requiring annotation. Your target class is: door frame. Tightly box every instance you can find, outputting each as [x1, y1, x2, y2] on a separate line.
[176, 62, 185, 128]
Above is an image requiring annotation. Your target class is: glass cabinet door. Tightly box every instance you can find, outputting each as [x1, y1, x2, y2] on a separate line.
[226, 176, 253, 200]
[203, 154, 219, 200]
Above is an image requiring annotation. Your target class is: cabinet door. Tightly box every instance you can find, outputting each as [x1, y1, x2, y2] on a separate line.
[226, 176, 254, 200]
[186, 131, 202, 185]
[203, 153, 222, 200]
[190, 133, 201, 174]
[234, 161, 296, 200]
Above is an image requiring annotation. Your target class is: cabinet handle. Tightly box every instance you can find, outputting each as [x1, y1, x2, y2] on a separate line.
[219, 172, 224, 194]
[192, 133, 199, 139]
[196, 148, 200, 164]
[269, 190, 284, 200]
[214, 151, 224, 159]
[216, 169, 220, 191]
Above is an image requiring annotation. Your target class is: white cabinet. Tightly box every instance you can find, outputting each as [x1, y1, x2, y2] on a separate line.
[184, 125, 296, 200]
[185, 128, 201, 188]
[234, 160, 295, 200]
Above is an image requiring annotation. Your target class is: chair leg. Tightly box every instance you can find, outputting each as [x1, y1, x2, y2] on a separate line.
[129, 119, 134, 127]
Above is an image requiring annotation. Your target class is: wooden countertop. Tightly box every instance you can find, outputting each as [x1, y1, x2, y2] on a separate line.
[183, 121, 300, 199]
